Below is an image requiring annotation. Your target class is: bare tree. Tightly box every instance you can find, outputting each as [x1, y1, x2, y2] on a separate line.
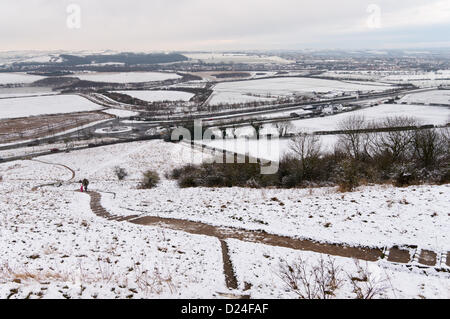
[369, 116, 418, 163]
[337, 115, 367, 160]
[413, 128, 441, 168]
[274, 121, 294, 138]
[290, 133, 322, 179]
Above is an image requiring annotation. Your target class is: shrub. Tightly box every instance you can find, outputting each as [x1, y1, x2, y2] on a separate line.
[281, 174, 299, 188]
[140, 170, 160, 189]
[114, 167, 128, 181]
[170, 165, 195, 180]
[438, 167, 450, 184]
[178, 174, 198, 188]
[279, 257, 390, 299]
[205, 175, 225, 187]
[348, 260, 390, 299]
[278, 256, 343, 299]
[336, 159, 361, 192]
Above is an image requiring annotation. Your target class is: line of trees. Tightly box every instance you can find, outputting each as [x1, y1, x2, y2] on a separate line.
[169, 115, 449, 191]
[281, 115, 449, 190]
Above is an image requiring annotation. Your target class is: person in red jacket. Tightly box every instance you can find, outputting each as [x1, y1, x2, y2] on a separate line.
[82, 179, 89, 192]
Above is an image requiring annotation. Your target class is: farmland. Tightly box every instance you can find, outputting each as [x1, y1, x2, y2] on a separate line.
[208, 77, 396, 106]
[114, 90, 194, 102]
[71, 72, 181, 83]
[0, 73, 45, 85]
[0, 111, 113, 145]
[0, 95, 104, 119]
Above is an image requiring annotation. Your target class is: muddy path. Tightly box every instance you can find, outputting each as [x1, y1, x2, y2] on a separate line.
[130, 215, 383, 262]
[27, 158, 448, 295]
[87, 191, 450, 293]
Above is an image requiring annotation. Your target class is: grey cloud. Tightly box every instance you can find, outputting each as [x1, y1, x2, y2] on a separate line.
[0, 0, 448, 51]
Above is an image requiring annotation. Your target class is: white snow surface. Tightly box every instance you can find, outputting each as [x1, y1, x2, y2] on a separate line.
[400, 90, 450, 106]
[0, 160, 225, 299]
[208, 77, 396, 105]
[34, 140, 450, 252]
[114, 90, 194, 102]
[0, 94, 103, 119]
[0, 73, 45, 85]
[1, 140, 449, 298]
[213, 77, 395, 96]
[72, 72, 181, 83]
[184, 53, 293, 64]
[227, 240, 450, 299]
[101, 108, 139, 118]
[291, 104, 449, 132]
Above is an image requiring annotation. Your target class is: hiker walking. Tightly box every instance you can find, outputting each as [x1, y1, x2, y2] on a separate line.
[82, 178, 90, 192]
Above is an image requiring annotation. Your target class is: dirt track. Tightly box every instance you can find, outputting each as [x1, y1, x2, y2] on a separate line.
[28, 159, 449, 295]
[86, 191, 449, 293]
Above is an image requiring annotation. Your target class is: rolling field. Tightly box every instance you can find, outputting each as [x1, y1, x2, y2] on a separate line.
[115, 90, 194, 102]
[71, 72, 181, 83]
[0, 94, 103, 119]
[208, 77, 396, 105]
[0, 73, 45, 85]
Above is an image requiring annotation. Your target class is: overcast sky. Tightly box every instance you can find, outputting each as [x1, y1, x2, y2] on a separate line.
[1, 0, 449, 51]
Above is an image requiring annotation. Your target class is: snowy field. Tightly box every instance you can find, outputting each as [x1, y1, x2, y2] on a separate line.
[115, 90, 194, 102]
[317, 70, 450, 85]
[291, 104, 449, 133]
[227, 240, 449, 299]
[184, 53, 293, 64]
[400, 90, 450, 106]
[0, 73, 45, 85]
[382, 70, 450, 82]
[101, 108, 139, 118]
[0, 95, 103, 119]
[71, 72, 181, 83]
[0, 86, 57, 99]
[34, 140, 449, 252]
[0, 52, 62, 66]
[0, 92, 57, 99]
[381, 71, 450, 88]
[0, 183, 225, 299]
[208, 78, 395, 105]
[0, 140, 449, 298]
[208, 92, 277, 106]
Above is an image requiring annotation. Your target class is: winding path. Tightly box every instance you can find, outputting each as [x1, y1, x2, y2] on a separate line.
[87, 191, 450, 293]
[29, 159, 450, 295]
[30, 159, 76, 190]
